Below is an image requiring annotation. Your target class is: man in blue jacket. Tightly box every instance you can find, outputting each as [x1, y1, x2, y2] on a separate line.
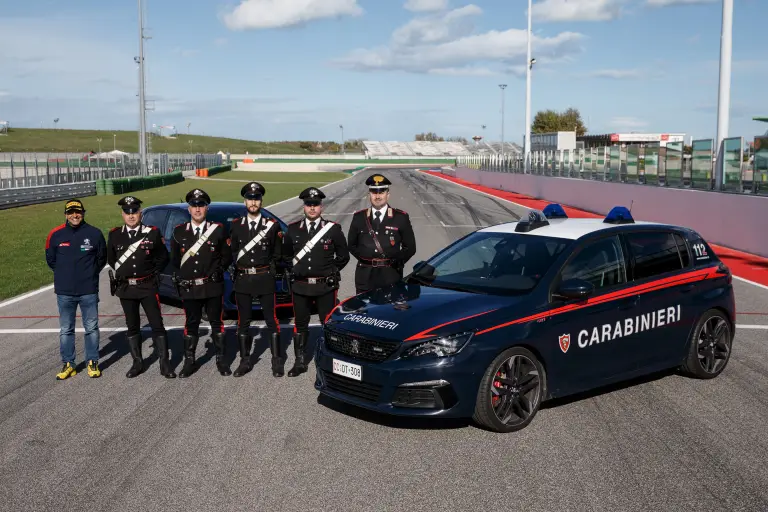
[45, 199, 108, 380]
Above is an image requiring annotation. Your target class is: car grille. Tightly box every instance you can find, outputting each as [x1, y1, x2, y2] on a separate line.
[323, 327, 400, 363]
[323, 372, 382, 402]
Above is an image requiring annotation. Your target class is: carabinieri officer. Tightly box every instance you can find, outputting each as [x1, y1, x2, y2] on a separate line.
[107, 195, 175, 379]
[229, 182, 286, 378]
[282, 187, 350, 377]
[347, 173, 417, 294]
[170, 188, 232, 378]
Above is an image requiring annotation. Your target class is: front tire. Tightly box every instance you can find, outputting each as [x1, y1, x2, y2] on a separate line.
[680, 309, 733, 379]
[473, 346, 545, 433]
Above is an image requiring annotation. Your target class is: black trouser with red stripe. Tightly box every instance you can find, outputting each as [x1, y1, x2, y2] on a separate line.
[183, 296, 224, 336]
[235, 292, 279, 335]
[120, 295, 165, 338]
[292, 291, 337, 335]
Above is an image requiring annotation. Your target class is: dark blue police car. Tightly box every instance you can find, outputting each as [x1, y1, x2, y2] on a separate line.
[314, 205, 735, 433]
[140, 202, 293, 319]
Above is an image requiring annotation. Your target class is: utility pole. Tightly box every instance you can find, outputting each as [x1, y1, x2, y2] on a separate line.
[136, 0, 149, 176]
[715, 0, 733, 190]
[524, 0, 533, 173]
[340, 124, 345, 155]
[499, 84, 507, 160]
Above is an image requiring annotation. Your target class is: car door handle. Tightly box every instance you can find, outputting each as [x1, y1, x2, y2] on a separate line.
[618, 296, 639, 310]
[680, 284, 696, 293]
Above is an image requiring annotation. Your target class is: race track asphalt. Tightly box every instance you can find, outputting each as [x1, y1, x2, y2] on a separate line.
[1, 168, 767, 512]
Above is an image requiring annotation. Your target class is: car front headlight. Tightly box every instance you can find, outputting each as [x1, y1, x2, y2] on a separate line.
[402, 332, 474, 359]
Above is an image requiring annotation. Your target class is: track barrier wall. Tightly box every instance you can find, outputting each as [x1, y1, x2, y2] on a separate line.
[452, 166, 768, 258]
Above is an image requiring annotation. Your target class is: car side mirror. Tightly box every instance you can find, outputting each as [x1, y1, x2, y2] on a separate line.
[413, 260, 427, 272]
[553, 278, 594, 301]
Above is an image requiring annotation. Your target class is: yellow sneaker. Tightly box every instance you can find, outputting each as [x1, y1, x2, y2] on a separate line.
[56, 363, 77, 380]
[87, 360, 101, 378]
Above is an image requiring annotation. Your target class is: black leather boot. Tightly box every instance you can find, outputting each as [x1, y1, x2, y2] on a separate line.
[233, 332, 253, 377]
[287, 332, 309, 377]
[126, 334, 144, 378]
[178, 335, 198, 378]
[212, 332, 232, 376]
[270, 332, 285, 377]
[154, 334, 176, 379]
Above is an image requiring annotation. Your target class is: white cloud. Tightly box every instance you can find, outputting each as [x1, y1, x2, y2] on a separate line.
[332, 6, 584, 75]
[404, 0, 449, 12]
[610, 116, 649, 130]
[222, 0, 363, 30]
[531, 0, 625, 22]
[646, 0, 716, 6]
[392, 5, 482, 46]
[589, 69, 642, 79]
[427, 67, 496, 76]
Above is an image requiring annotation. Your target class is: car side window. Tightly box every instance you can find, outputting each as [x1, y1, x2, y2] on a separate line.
[625, 231, 685, 280]
[141, 209, 168, 231]
[673, 233, 690, 267]
[166, 210, 190, 241]
[559, 235, 626, 291]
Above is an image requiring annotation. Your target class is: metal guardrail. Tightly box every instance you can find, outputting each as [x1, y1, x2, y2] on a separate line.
[0, 152, 225, 189]
[0, 182, 96, 210]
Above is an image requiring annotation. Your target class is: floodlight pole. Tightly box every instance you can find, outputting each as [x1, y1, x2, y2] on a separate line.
[499, 84, 507, 160]
[524, 0, 533, 173]
[714, 0, 733, 191]
[137, 0, 148, 176]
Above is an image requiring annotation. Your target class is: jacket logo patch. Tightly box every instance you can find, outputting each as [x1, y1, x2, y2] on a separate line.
[59, 242, 70, 247]
[559, 334, 570, 353]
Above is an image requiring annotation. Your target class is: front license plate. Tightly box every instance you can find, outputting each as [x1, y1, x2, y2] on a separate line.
[332, 359, 362, 381]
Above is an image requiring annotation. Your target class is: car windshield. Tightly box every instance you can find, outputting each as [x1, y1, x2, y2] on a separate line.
[409, 231, 572, 295]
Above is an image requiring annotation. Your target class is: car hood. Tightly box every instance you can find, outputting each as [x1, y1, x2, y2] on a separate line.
[327, 282, 526, 342]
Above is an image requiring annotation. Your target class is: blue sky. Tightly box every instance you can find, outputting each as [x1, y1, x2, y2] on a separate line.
[1, 0, 766, 145]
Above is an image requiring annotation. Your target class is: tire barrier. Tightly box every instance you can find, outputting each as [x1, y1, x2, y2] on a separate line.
[96, 171, 185, 195]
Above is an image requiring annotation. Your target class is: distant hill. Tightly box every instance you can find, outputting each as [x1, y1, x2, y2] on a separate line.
[0, 128, 361, 154]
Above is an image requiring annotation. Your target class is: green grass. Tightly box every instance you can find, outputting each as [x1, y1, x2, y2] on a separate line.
[241, 158, 456, 164]
[0, 176, 347, 301]
[0, 128, 318, 154]
[203, 171, 349, 183]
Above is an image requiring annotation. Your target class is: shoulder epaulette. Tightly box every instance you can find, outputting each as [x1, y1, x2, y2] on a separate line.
[353, 208, 367, 214]
[393, 208, 408, 215]
[110, 226, 120, 232]
[288, 219, 303, 226]
[173, 222, 186, 229]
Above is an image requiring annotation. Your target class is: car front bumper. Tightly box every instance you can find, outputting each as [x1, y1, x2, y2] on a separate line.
[313, 336, 484, 419]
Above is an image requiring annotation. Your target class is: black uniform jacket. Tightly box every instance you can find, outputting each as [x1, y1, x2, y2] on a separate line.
[107, 224, 168, 299]
[283, 217, 350, 297]
[347, 206, 417, 291]
[229, 213, 282, 295]
[170, 219, 231, 299]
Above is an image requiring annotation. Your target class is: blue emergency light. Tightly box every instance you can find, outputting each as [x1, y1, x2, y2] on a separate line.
[603, 206, 635, 224]
[542, 203, 568, 219]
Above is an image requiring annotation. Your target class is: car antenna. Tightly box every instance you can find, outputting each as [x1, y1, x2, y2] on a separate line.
[629, 200, 634, 213]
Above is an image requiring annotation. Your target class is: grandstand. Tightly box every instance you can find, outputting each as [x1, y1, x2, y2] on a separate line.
[362, 140, 472, 158]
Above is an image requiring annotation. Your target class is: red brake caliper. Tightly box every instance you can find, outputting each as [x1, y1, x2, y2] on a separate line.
[492, 370, 502, 406]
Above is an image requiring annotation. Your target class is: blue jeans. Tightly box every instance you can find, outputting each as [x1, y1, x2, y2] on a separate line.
[57, 294, 100, 364]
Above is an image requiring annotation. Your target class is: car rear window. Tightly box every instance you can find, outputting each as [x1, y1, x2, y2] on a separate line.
[625, 230, 687, 280]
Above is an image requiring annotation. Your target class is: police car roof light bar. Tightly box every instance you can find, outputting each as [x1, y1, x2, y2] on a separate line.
[542, 203, 568, 219]
[515, 209, 550, 232]
[603, 206, 635, 224]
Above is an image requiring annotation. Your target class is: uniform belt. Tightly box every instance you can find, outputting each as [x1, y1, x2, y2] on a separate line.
[236, 265, 270, 275]
[359, 258, 394, 268]
[179, 274, 221, 286]
[123, 274, 156, 286]
[294, 276, 329, 284]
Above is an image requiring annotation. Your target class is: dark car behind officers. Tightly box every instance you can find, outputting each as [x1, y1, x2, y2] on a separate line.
[347, 173, 416, 294]
[282, 187, 350, 377]
[107, 196, 175, 379]
[45, 198, 108, 380]
[228, 181, 286, 378]
[170, 188, 232, 378]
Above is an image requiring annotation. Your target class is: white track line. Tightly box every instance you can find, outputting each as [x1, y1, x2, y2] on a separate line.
[421, 171, 768, 294]
[733, 276, 768, 292]
[736, 324, 768, 330]
[0, 284, 55, 309]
